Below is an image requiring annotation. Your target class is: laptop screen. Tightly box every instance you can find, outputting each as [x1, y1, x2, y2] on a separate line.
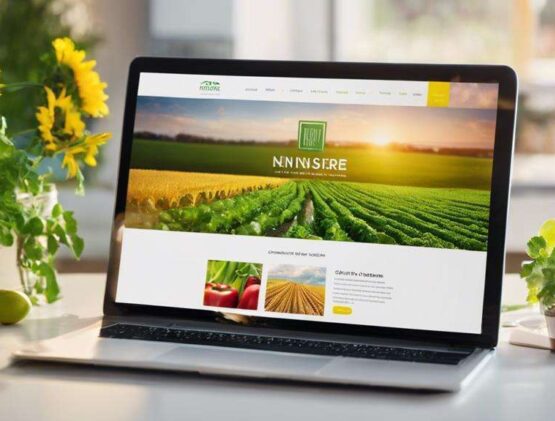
[116, 72, 499, 335]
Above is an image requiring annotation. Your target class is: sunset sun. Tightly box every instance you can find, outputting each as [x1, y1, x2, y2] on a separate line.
[371, 133, 391, 146]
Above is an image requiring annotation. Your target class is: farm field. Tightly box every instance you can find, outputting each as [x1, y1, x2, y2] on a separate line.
[127, 169, 287, 211]
[126, 173, 491, 251]
[265, 280, 325, 316]
[131, 139, 493, 190]
[125, 169, 288, 228]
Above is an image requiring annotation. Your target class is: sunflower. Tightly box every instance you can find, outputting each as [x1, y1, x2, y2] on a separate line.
[83, 132, 111, 167]
[52, 37, 109, 118]
[36, 86, 85, 151]
[36, 86, 111, 178]
[61, 144, 86, 178]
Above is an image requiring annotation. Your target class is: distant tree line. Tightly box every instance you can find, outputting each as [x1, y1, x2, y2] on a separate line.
[133, 131, 493, 157]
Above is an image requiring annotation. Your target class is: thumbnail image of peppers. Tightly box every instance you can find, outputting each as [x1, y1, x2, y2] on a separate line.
[204, 260, 262, 310]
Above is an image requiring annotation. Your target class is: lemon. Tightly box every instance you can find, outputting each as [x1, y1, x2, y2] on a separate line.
[0, 290, 32, 325]
[540, 219, 555, 250]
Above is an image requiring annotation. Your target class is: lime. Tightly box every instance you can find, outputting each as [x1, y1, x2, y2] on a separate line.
[0, 290, 32, 325]
[540, 219, 555, 250]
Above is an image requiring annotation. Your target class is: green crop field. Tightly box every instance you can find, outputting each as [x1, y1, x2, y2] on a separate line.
[128, 139, 492, 251]
[144, 179, 490, 251]
[131, 139, 493, 190]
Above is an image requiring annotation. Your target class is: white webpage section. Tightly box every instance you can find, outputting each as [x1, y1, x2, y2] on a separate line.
[116, 228, 486, 334]
[137, 73, 428, 107]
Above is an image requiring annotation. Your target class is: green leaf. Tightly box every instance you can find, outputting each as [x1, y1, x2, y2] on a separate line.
[0, 226, 14, 246]
[24, 216, 44, 236]
[52, 203, 63, 218]
[542, 267, 555, 282]
[525, 269, 544, 304]
[14, 213, 25, 231]
[63, 211, 77, 234]
[38, 263, 60, 304]
[47, 234, 59, 255]
[538, 279, 555, 301]
[0, 138, 14, 158]
[70, 234, 84, 258]
[526, 236, 547, 259]
[0, 117, 14, 148]
[23, 238, 43, 260]
[520, 261, 535, 278]
[54, 224, 69, 245]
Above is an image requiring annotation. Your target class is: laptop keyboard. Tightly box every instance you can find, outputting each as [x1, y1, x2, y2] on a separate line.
[100, 323, 472, 365]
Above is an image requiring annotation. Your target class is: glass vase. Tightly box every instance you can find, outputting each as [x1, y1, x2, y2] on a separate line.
[16, 186, 58, 303]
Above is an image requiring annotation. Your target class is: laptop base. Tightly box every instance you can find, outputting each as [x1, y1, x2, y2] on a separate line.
[14, 319, 493, 392]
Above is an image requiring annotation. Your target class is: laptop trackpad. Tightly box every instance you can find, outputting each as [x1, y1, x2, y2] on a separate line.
[156, 345, 333, 377]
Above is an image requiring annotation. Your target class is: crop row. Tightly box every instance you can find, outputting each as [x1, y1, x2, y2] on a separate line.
[157, 181, 308, 236]
[148, 176, 490, 252]
[264, 280, 325, 316]
[309, 181, 489, 251]
[335, 184, 489, 242]
[346, 183, 490, 243]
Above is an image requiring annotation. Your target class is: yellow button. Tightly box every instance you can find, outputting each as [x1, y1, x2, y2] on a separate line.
[332, 305, 352, 315]
[427, 81, 450, 107]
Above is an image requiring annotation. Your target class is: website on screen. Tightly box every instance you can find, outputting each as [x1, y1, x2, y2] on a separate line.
[115, 73, 499, 334]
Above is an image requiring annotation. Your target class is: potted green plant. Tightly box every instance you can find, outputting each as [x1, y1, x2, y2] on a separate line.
[520, 219, 555, 349]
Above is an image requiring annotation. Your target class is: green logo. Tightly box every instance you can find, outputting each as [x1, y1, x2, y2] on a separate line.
[200, 80, 220, 92]
[298, 120, 327, 151]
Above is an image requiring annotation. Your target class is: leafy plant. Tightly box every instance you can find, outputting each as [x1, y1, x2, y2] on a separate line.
[0, 36, 110, 304]
[0, 117, 83, 303]
[520, 219, 555, 310]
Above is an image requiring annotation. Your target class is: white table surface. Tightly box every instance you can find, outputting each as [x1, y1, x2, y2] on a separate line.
[1, 273, 554, 421]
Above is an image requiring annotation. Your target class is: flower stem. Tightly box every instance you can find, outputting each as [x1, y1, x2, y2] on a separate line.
[3, 82, 43, 91]
[16, 236, 30, 296]
[11, 128, 36, 138]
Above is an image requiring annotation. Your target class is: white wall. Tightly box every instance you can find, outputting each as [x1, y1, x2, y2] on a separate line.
[233, 0, 331, 60]
[150, 0, 232, 39]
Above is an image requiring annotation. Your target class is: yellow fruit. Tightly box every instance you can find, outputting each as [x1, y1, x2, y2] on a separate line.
[0, 290, 32, 325]
[540, 219, 555, 250]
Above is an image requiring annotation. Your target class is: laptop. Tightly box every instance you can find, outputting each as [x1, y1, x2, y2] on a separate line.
[14, 58, 517, 391]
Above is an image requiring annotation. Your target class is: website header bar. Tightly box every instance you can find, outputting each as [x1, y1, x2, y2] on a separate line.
[138, 73, 499, 110]
[138, 72, 429, 107]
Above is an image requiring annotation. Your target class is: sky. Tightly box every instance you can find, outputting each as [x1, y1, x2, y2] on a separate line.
[267, 264, 326, 286]
[134, 96, 497, 150]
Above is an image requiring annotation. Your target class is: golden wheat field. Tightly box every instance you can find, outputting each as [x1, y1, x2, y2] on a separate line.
[264, 280, 325, 316]
[126, 169, 288, 211]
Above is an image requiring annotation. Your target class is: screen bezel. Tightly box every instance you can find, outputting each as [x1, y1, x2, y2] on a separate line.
[104, 57, 517, 349]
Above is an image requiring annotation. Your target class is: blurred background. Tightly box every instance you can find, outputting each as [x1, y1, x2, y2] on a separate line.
[1, 0, 554, 273]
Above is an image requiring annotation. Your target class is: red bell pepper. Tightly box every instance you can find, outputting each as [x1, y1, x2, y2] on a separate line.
[203, 283, 238, 308]
[237, 284, 260, 310]
[206, 282, 230, 290]
[244, 275, 261, 289]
